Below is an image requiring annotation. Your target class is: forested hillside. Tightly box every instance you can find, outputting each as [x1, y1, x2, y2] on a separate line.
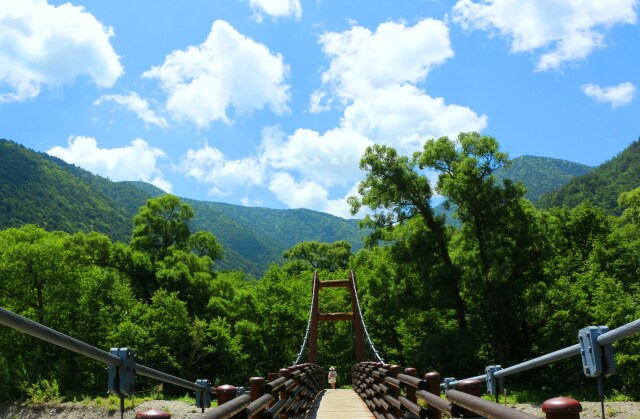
[0, 140, 133, 242]
[496, 155, 593, 202]
[538, 139, 640, 213]
[0, 139, 365, 276]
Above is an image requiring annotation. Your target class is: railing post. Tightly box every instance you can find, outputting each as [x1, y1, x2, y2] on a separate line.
[268, 372, 279, 408]
[424, 372, 442, 419]
[250, 377, 265, 419]
[542, 397, 582, 419]
[217, 384, 238, 406]
[452, 379, 482, 418]
[404, 367, 417, 404]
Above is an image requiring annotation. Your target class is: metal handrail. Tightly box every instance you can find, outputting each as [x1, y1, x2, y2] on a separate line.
[0, 306, 208, 393]
[445, 317, 640, 388]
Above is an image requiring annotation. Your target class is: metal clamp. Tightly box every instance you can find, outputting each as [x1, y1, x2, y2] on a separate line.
[195, 379, 211, 408]
[107, 347, 136, 396]
[579, 326, 615, 377]
[443, 377, 456, 391]
[485, 365, 502, 395]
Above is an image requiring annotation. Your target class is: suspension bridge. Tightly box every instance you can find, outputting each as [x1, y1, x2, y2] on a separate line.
[1, 270, 639, 419]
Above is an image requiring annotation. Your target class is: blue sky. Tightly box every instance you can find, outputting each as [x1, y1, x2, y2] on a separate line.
[1, 0, 639, 218]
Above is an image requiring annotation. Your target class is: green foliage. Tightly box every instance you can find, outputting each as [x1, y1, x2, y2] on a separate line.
[23, 378, 62, 404]
[283, 240, 352, 272]
[538, 139, 640, 214]
[495, 155, 593, 203]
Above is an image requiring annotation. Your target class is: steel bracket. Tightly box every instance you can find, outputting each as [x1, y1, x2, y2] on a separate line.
[578, 326, 615, 377]
[107, 347, 136, 396]
[443, 377, 456, 391]
[195, 379, 211, 408]
[485, 365, 502, 395]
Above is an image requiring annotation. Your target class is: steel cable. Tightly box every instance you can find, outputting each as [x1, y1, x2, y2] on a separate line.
[292, 272, 318, 365]
[351, 271, 384, 363]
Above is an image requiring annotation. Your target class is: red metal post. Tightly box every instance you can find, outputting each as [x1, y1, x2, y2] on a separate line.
[454, 379, 482, 418]
[216, 384, 237, 406]
[542, 397, 582, 419]
[424, 372, 442, 419]
[404, 367, 417, 404]
[309, 272, 320, 364]
[250, 377, 265, 419]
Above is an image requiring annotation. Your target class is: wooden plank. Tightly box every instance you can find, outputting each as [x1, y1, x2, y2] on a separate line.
[307, 389, 374, 419]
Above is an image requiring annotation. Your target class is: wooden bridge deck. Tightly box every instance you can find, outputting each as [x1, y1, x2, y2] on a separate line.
[306, 389, 374, 418]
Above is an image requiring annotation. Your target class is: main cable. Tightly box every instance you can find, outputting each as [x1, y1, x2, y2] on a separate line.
[292, 272, 318, 365]
[351, 271, 384, 363]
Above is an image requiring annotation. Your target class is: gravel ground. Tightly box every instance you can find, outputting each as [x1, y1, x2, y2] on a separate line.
[2, 399, 640, 418]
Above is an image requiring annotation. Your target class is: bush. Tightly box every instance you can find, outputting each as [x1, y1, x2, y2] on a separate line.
[24, 378, 62, 404]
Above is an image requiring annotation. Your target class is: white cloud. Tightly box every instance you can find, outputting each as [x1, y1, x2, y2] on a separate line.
[318, 18, 453, 101]
[0, 0, 122, 103]
[453, 0, 638, 71]
[342, 84, 487, 154]
[260, 125, 372, 188]
[179, 142, 265, 196]
[249, 0, 302, 22]
[94, 92, 169, 129]
[268, 172, 354, 217]
[47, 136, 171, 191]
[143, 20, 290, 128]
[581, 82, 636, 108]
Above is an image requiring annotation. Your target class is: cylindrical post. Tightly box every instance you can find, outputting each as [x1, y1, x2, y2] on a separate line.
[424, 372, 442, 419]
[454, 379, 482, 418]
[542, 397, 582, 419]
[217, 384, 237, 406]
[268, 372, 280, 407]
[250, 377, 266, 419]
[404, 368, 417, 404]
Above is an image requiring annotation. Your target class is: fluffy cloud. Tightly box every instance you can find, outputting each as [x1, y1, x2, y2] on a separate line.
[47, 136, 171, 191]
[143, 20, 290, 128]
[260, 126, 372, 188]
[179, 143, 265, 196]
[249, 0, 302, 22]
[94, 92, 169, 129]
[581, 82, 636, 108]
[342, 84, 487, 154]
[268, 172, 354, 218]
[317, 18, 453, 101]
[0, 0, 122, 103]
[453, 0, 638, 71]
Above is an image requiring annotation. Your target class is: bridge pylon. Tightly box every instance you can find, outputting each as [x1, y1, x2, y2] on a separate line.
[308, 270, 366, 363]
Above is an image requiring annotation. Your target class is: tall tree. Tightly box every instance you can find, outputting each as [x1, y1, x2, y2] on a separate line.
[348, 144, 467, 330]
[419, 132, 540, 364]
[131, 195, 194, 260]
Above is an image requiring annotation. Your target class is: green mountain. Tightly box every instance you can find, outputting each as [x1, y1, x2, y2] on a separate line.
[0, 139, 364, 276]
[0, 140, 134, 242]
[537, 139, 640, 214]
[496, 155, 593, 203]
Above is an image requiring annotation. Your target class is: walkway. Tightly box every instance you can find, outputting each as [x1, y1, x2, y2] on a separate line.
[307, 389, 374, 418]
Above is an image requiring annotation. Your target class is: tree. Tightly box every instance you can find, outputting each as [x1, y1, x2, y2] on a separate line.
[131, 195, 194, 260]
[282, 240, 352, 272]
[348, 144, 467, 330]
[419, 132, 542, 365]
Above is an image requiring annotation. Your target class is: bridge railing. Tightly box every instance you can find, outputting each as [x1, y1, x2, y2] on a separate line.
[352, 317, 640, 419]
[0, 306, 325, 418]
[353, 362, 540, 419]
[197, 364, 324, 419]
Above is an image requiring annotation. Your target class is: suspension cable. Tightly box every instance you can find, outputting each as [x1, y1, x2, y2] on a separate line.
[292, 272, 318, 365]
[351, 271, 384, 363]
